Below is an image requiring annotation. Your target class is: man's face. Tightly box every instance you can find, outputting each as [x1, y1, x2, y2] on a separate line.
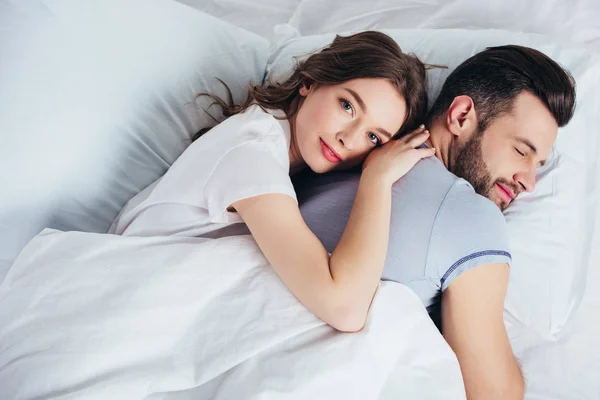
[452, 91, 559, 210]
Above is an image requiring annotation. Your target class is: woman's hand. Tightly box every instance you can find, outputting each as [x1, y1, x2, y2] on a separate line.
[231, 127, 435, 332]
[362, 125, 435, 186]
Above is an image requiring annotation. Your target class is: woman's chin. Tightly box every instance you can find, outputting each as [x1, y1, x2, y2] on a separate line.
[308, 165, 330, 174]
[307, 160, 358, 174]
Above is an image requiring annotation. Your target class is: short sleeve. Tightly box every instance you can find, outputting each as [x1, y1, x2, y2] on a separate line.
[427, 182, 512, 291]
[203, 138, 296, 224]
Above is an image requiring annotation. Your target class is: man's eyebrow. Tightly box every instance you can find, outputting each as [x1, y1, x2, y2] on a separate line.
[515, 137, 538, 154]
[344, 88, 367, 114]
[344, 88, 393, 139]
[516, 137, 547, 166]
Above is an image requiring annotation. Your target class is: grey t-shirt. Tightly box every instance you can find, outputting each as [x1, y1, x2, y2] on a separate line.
[293, 155, 512, 311]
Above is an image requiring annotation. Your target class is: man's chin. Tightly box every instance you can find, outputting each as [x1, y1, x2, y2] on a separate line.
[484, 192, 509, 211]
[494, 198, 510, 211]
[498, 201, 509, 211]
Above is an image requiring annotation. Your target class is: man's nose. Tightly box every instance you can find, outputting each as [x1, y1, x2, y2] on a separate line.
[515, 166, 536, 193]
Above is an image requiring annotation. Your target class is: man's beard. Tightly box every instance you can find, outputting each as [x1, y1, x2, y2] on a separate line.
[451, 133, 519, 210]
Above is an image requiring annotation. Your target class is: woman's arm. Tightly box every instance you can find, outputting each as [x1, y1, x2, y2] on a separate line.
[233, 130, 433, 332]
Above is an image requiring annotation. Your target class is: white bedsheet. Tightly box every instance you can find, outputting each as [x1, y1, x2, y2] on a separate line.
[506, 209, 600, 400]
[0, 229, 465, 400]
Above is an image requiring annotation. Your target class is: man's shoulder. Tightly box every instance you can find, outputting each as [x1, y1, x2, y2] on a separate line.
[442, 179, 505, 225]
[391, 157, 503, 225]
[428, 180, 511, 291]
[389, 156, 461, 212]
[397, 159, 511, 291]
[398, 155, 459, 192]
[400, 157, 504, 226]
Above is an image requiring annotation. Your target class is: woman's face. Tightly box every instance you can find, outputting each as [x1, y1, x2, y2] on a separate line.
[291, 78, 407, 173]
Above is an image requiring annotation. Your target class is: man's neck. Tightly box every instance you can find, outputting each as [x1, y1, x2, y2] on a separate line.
[425, 124, 452, 171]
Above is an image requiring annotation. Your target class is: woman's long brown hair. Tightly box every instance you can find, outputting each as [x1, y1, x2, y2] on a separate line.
[194, 31, 435, 141]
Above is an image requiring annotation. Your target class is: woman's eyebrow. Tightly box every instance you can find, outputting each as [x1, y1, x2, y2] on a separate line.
[344, 88, 392, 139]
[375, 127, 393, 139]
[344, 88, 367, 113]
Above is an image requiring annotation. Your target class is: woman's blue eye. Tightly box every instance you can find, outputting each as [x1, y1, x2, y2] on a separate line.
[340, 99, 353, 114]
[368, 132, 381, 145]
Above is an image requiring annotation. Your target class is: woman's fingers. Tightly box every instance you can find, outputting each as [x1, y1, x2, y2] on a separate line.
[405, 129, 430, 148]
[415, 146, 436, 159]
[400, 124, 427, 143]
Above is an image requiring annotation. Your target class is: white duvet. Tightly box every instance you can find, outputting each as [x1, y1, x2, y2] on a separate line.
[0, 229, 465, 400]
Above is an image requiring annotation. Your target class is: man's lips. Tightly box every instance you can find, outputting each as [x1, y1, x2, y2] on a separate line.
[320, 139, 342, 163]
[496, 182, 516, 203]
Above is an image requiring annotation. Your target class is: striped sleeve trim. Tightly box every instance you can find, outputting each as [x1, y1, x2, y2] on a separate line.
[440, 250, 512, 286]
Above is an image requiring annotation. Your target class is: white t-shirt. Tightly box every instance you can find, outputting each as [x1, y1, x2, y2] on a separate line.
[109, 104, 296, 238]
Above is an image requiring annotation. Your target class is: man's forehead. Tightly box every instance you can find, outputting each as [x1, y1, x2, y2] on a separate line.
[512, 91, 552, 116]
[493, 93, 558, 149]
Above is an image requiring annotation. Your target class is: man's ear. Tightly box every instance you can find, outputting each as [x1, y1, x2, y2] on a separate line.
[446, 95, 478, 138]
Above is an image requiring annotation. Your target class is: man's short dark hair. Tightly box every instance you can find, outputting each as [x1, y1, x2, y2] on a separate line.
[427, 45, 576, 131]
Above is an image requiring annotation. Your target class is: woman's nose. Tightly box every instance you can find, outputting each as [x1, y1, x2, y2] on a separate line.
[336, 129, 360, 151]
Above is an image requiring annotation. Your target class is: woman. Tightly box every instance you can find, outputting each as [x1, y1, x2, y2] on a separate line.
[110, 31, 434, 332]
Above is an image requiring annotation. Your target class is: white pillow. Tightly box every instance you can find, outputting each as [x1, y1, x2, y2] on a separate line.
[0, 0, 270, 275]
[267, 26, 600, 338]
[174, 0, 300, 40]
[286, 0, 600, 53]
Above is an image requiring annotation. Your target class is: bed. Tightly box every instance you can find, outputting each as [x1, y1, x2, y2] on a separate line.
[1, 0, 599, 399]
[180, 2, 600, 397]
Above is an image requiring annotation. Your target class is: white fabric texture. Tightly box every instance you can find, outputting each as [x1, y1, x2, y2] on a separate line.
[266, 27, 600, 340]
[180, 0, 600, 52]
[505, 204, 600, 400]
[110, 105, 295, 237]
[286, 0, 600, 53]
[175, 0, 302, 40]
[2, 1, 599, 398]
[0, 0, 270, 276]
[0, 229, 466, 400]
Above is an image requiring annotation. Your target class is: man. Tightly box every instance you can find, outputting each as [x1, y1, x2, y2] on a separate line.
[293, 45, 576, 400]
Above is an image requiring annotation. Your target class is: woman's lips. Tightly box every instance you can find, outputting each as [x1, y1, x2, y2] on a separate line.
[320, 139, 342, 163]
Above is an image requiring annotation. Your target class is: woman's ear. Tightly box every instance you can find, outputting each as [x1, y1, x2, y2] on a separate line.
[299, 81, 313, 97]
[446, 95, 479, 138]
